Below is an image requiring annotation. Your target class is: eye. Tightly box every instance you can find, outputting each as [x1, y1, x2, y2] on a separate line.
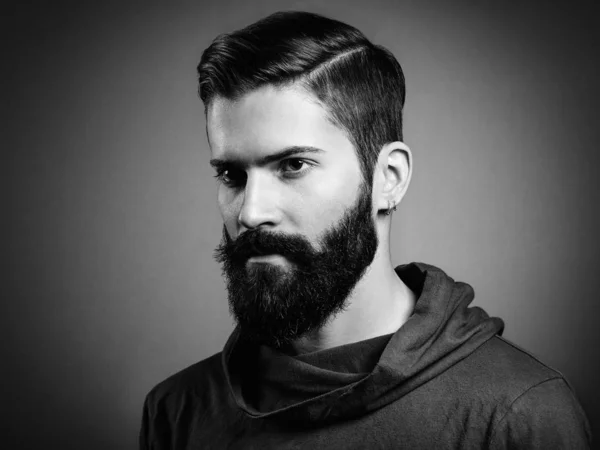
[214, 167, 246, 187]
[281, 158, 307, 172]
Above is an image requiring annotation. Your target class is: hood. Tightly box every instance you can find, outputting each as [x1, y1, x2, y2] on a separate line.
[222, 262, 504, 425]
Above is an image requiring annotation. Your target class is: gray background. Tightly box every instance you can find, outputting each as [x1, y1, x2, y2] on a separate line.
[5, 0, 599, 448]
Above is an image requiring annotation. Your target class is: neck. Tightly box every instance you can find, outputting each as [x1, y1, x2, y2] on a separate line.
[290, 246, 415, 355]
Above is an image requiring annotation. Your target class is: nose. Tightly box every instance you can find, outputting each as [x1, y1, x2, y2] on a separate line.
[237, 171, 280, 231]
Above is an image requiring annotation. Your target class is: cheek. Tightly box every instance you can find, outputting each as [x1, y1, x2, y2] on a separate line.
[316, 168, 361, 208]
[298, 171, 361, 234]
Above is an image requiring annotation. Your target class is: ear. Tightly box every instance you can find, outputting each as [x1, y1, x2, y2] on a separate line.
[374, 141, 413, 215]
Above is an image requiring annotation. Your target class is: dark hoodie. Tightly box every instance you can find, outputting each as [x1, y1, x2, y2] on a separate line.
[139, 263, 591, 449]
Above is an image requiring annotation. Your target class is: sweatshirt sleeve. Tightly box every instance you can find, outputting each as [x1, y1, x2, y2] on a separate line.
[139, 394, 151, 450]
[490, 378, 591, 449]
[139, 390, 173, 450]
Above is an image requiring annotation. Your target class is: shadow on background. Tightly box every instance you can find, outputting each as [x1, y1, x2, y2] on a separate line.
[5, 0, 599, 448]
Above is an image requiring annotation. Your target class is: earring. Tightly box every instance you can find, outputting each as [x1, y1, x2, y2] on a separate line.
[385, 200, 397, 216]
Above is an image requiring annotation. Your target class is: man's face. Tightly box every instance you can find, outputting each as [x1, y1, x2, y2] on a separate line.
[207, 85, 378, 348]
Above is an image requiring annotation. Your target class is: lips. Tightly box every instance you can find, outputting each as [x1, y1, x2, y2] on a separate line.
[248, 242, 280, 258]
[250, 243, 266, 256]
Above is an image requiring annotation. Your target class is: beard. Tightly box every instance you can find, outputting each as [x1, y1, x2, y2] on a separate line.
[213, 181, 378, 349]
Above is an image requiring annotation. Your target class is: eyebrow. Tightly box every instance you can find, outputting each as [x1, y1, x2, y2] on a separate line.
[209, 146, 324, 171]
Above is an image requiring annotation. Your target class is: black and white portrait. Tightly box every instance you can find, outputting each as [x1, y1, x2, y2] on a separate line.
[6, 1, 598, 449]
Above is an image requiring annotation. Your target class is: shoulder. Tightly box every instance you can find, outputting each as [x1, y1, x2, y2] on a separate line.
[139, 353, 233, 449]
[467, 335, 582, 409]
[143, 351, 224, 416]
[474, 335, 562, 384]
[469, 336, 591, 448]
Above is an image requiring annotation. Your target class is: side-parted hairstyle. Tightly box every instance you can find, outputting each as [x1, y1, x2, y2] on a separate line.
[197, 11, 406, 188]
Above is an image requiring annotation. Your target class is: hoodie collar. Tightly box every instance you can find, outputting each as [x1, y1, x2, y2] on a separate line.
[222, 262, 504, 425]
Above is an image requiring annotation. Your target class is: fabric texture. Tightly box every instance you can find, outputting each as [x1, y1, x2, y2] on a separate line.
[139, 262, 591, 449]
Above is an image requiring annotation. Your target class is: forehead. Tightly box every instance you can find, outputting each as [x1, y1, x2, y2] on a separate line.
[206, 85, 354, 161]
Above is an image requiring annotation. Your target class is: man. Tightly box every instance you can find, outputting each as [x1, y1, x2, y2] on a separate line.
[140, 11, 591, 449]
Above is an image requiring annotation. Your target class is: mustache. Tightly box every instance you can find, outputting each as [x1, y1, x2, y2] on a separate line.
[214, 228, 316, 266]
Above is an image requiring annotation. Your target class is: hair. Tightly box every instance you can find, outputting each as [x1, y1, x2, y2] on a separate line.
[197, 11, 406, 188]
